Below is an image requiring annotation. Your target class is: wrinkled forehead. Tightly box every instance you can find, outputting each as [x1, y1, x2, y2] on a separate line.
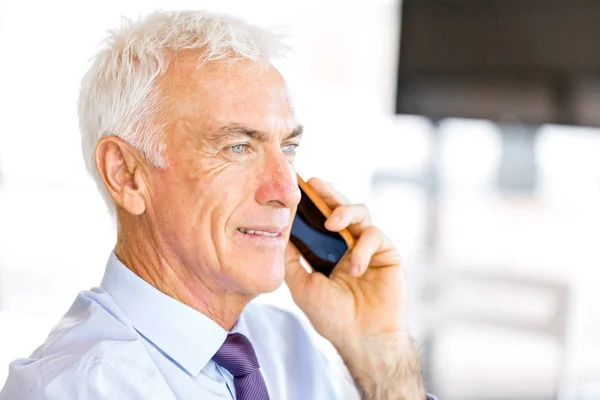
[157, 50, 299, 137]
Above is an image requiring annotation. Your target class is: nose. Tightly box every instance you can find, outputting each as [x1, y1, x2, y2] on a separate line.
[255, 151, 301, 208]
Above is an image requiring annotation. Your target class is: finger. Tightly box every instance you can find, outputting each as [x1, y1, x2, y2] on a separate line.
[307, 178, 372, 237]
[307, 177, 351, 209]
[347, 226, 396, 277]
[325, 203, 372, 237]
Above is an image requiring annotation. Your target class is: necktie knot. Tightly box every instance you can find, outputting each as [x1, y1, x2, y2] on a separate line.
[213, 333, 261, 377]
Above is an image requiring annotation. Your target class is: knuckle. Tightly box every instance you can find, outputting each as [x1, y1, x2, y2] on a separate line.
[364, 225, 381, 236]
[329, 206, 342, 217]
[338, 204, 354, 215]
[354, 203, 369, 215]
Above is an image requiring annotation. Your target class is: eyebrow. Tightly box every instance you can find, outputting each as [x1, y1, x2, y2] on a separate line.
[212, 123, 304, 143]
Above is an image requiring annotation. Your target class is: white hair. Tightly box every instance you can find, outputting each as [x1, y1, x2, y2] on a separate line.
[78, 10, 287, 214]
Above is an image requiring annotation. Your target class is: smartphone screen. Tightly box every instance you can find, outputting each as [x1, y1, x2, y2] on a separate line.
[289, 186, 349, 276]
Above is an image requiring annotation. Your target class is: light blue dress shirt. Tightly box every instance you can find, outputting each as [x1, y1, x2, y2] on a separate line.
[0, 253, 437, 400]
[0, 253, 342, 399]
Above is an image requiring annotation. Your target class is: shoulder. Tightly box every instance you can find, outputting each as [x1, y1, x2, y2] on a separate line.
[0, 289, 163, 400]
[1, 356, 158, 400]
[32, 288, 139, 359]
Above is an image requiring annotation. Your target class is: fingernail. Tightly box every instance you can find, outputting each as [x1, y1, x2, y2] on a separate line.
[351, 264, 361, 276]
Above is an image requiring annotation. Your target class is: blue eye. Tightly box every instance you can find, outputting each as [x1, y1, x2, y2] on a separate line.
[230, 144, 246, 153]
[283, 144, 298, 153]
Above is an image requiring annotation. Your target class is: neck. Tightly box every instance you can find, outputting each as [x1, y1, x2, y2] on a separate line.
[114, 218, 254, 331]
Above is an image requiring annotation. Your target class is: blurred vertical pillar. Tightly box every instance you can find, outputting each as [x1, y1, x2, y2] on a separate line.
[496, 124, 538, 193]
[420, 119, 442, 393]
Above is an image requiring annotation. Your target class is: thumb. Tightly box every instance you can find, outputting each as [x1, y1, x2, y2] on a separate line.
[284, 244, 312, 303]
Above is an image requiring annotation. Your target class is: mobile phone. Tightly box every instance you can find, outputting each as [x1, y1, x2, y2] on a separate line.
[289, 175, 355, 277]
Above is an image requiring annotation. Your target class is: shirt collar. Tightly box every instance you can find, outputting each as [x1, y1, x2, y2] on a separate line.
[100, 252, 228, 376]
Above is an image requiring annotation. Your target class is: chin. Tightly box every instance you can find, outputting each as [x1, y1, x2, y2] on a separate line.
[242, 260, 286, 295]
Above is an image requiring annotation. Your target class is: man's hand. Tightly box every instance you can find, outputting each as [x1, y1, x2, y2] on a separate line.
[285, 177, 426, 400]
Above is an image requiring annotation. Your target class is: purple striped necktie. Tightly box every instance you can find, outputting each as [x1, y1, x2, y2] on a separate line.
[213, 333, 270, 400]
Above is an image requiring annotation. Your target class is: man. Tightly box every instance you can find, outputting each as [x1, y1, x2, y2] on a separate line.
[1, 10, 435, 400]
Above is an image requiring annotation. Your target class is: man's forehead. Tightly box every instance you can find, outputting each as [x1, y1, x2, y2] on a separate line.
[161, 52, 284, 97]
[206, 98, 300, 142]
[160, 53, 299, 139]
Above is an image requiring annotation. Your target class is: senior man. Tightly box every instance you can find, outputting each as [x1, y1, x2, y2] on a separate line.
[1, 10, 435, 400]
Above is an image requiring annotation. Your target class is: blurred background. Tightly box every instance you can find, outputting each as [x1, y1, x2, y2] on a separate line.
[1, 0, 600, 399]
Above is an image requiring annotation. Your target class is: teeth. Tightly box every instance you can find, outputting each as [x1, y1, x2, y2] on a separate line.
[259, 231, 278, 237]
[238, 228, 278, 237]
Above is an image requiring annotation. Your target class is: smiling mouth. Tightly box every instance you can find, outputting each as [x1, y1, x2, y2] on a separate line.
[237, 228, 281, 237]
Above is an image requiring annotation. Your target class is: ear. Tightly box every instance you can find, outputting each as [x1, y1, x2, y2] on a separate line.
[94, 137, 149, 215]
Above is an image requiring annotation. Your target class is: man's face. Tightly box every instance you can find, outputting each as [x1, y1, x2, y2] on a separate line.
[146, 52, 302, 295]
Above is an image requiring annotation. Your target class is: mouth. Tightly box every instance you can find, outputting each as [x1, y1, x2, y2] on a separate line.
[237, 228, 280, 237]
[236, 225, 287, 240]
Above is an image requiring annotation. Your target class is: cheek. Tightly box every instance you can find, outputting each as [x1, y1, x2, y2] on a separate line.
[212, 178, 255, 229]
[154, 172, 197, 212]
[147, 167, 208, 240]
[195, 166, 254, 232]
[157, 156, 223, 207]
[153, 156, 257, 235]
